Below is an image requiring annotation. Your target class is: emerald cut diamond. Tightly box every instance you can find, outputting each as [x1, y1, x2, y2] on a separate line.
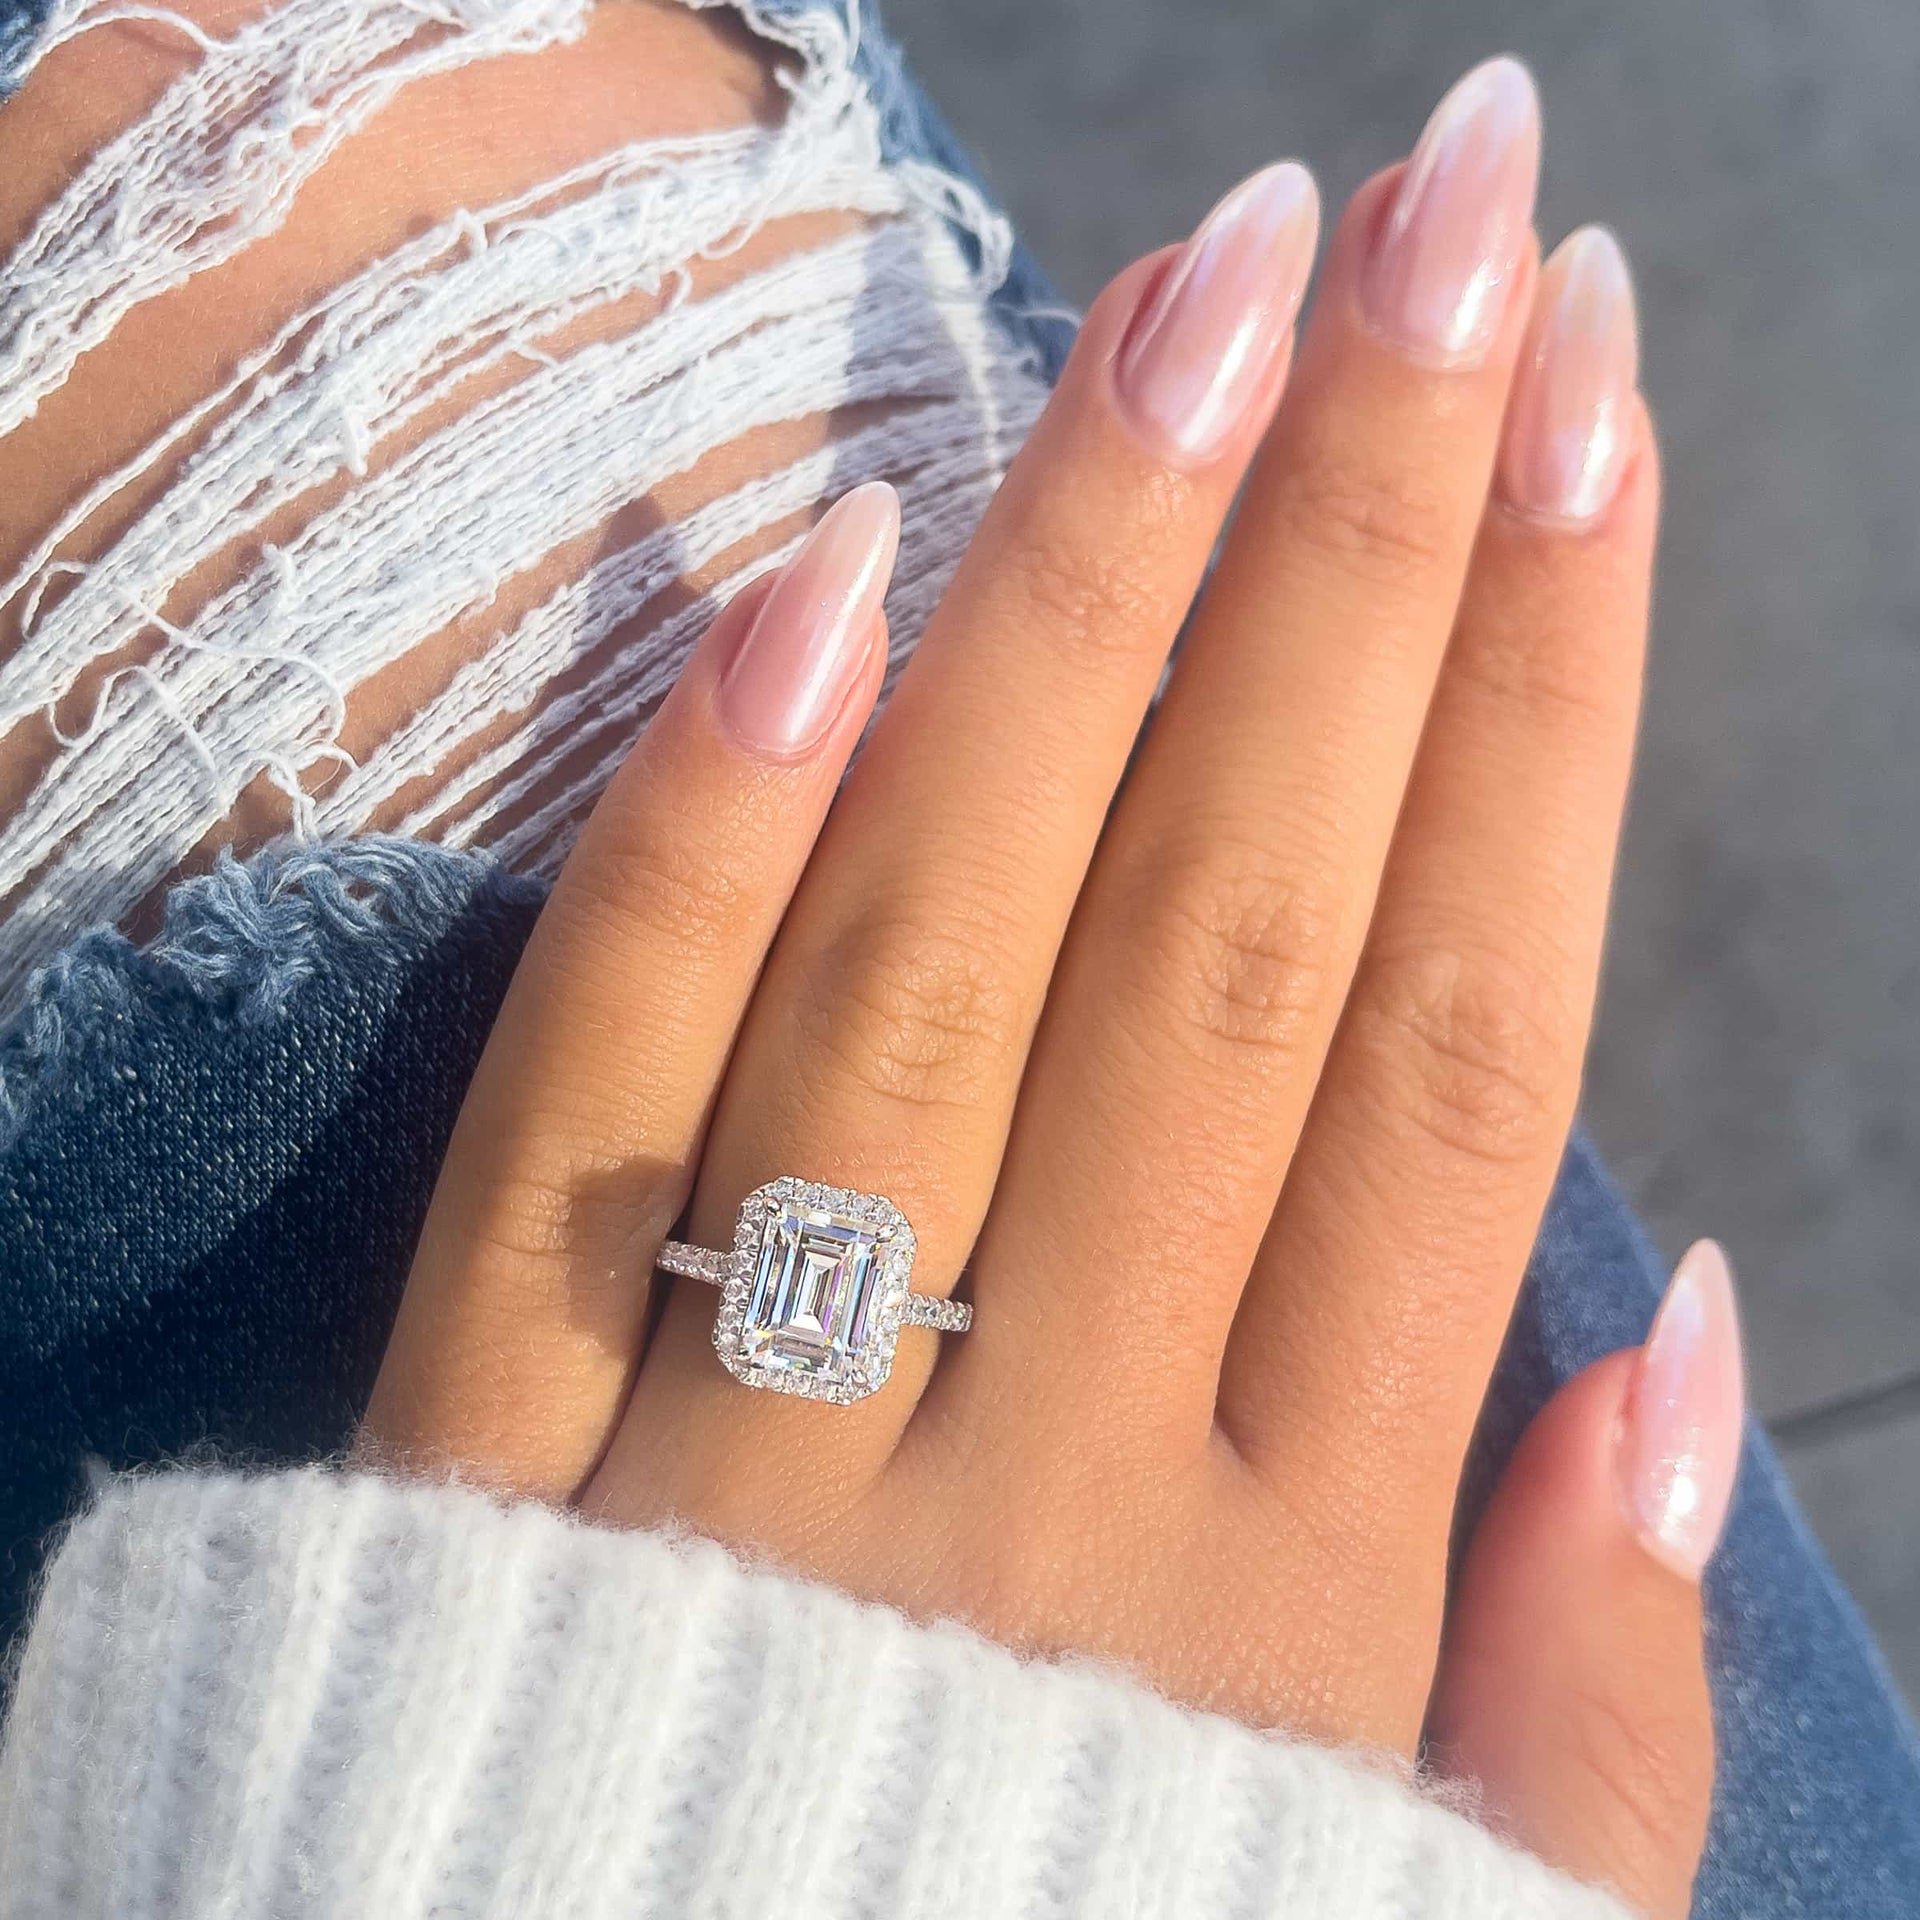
[712, 1179, 917, 1403]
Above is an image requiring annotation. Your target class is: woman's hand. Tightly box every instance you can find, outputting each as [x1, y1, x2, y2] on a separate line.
[365, 58, 1737, 1919]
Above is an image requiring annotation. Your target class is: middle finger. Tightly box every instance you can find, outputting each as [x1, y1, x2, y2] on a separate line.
[962, 60, 1543, 1433]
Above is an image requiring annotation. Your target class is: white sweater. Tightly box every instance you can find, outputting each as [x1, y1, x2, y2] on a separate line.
[0, 1470, 1629, 1919]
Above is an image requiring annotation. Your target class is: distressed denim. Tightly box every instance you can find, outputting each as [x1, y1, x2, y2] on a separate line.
[0, 0, 44, 90]
[0, 1, 1915, 1913]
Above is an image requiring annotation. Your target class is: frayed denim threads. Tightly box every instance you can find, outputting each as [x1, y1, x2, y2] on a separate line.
[0, 0, 50, 97]
[0, 837, 544, 1152]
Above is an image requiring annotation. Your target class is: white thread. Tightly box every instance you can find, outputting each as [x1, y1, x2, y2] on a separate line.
[33, 4, 222, 61]
[0, 0, 1055, 1016]
[0, 116, 908, 729]
[0, 0, 597, 437]
[323, 397, 1028, 842]
[431, 412, 1025, 869]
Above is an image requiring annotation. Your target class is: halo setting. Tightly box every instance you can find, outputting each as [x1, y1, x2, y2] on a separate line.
[658, 1178, 967, 1405]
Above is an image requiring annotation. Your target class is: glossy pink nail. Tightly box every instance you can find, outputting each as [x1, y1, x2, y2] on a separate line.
[1618, 1239, 1746, 1580]
[1362, 56, 1542, 366]
[1114, 160, 1320, 465]
[1499, 227, 1639, 526]
[715, 481, 899, 757]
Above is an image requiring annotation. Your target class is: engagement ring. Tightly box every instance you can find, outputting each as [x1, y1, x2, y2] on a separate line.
[656, 1177, 970, 1405]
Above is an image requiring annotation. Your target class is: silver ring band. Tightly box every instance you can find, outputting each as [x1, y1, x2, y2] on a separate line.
[656, 1177, 969, 1405]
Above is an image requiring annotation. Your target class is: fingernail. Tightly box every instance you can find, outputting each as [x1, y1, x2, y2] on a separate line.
[1362, 55, 1541, 366]
[1114, 160, 1320, 464]
[715, 481, 899, 756]
[1618, 1239, 1746, 1581]
[1498, 227, 1639, 526]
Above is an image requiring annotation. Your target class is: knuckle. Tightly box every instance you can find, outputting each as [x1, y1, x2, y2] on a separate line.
[1276, 455, 1454, 591]
[1144, 841, 1341, 1062]
[463, 1149, 645, 1279]
[1563, 1675, 1712, 1871]
[1356, 944, 1577, 1170]
[800, 914, 1022, 1114]
[468, 1166, 579, 1271]
[457, 1150, 674, 1329]
[1453, 620, 1625, 733]
[560, 816, 758, 972]
[998, 524, 1176, 666]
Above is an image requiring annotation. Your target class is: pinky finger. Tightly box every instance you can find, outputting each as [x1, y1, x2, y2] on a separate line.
[1427, 1240, 1745, 1920]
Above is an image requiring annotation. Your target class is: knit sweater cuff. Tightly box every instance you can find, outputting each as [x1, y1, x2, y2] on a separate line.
[0, 1469, 1630, 1920]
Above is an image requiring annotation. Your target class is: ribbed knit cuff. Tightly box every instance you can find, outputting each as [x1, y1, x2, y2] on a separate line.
[0, 1470, 1629, 1920]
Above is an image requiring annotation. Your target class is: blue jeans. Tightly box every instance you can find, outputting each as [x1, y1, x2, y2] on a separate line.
[1, 3, 1916, 1912]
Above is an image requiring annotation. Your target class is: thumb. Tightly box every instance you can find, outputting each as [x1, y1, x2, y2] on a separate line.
[1427, 1240, 1744, 1919]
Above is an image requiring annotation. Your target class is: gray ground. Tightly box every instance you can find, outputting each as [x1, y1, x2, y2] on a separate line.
[883, 0, 1920, 1701]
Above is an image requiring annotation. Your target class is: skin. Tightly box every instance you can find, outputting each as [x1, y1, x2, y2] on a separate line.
[370, 165, 1710, 1920]
[0, 12, 1712, 1916]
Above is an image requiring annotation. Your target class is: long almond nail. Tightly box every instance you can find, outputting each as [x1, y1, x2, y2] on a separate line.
[716, 482, 899, 756]
[1618, 1239, 1746, 1581]
[1114, 160, 1320, 465]
[1499, 227, 1639, 525]
[1362, 56, 1541, 366]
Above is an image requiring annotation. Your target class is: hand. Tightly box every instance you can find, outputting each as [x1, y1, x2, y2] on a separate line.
[366, 59, 1737, 1919]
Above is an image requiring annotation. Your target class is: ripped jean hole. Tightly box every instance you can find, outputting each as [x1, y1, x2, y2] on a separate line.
[0, 0, 1057, 1018]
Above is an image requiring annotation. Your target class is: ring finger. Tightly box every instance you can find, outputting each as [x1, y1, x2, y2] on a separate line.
[363, 484, 898, 1498]
[608, 166, 1324, 1502]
